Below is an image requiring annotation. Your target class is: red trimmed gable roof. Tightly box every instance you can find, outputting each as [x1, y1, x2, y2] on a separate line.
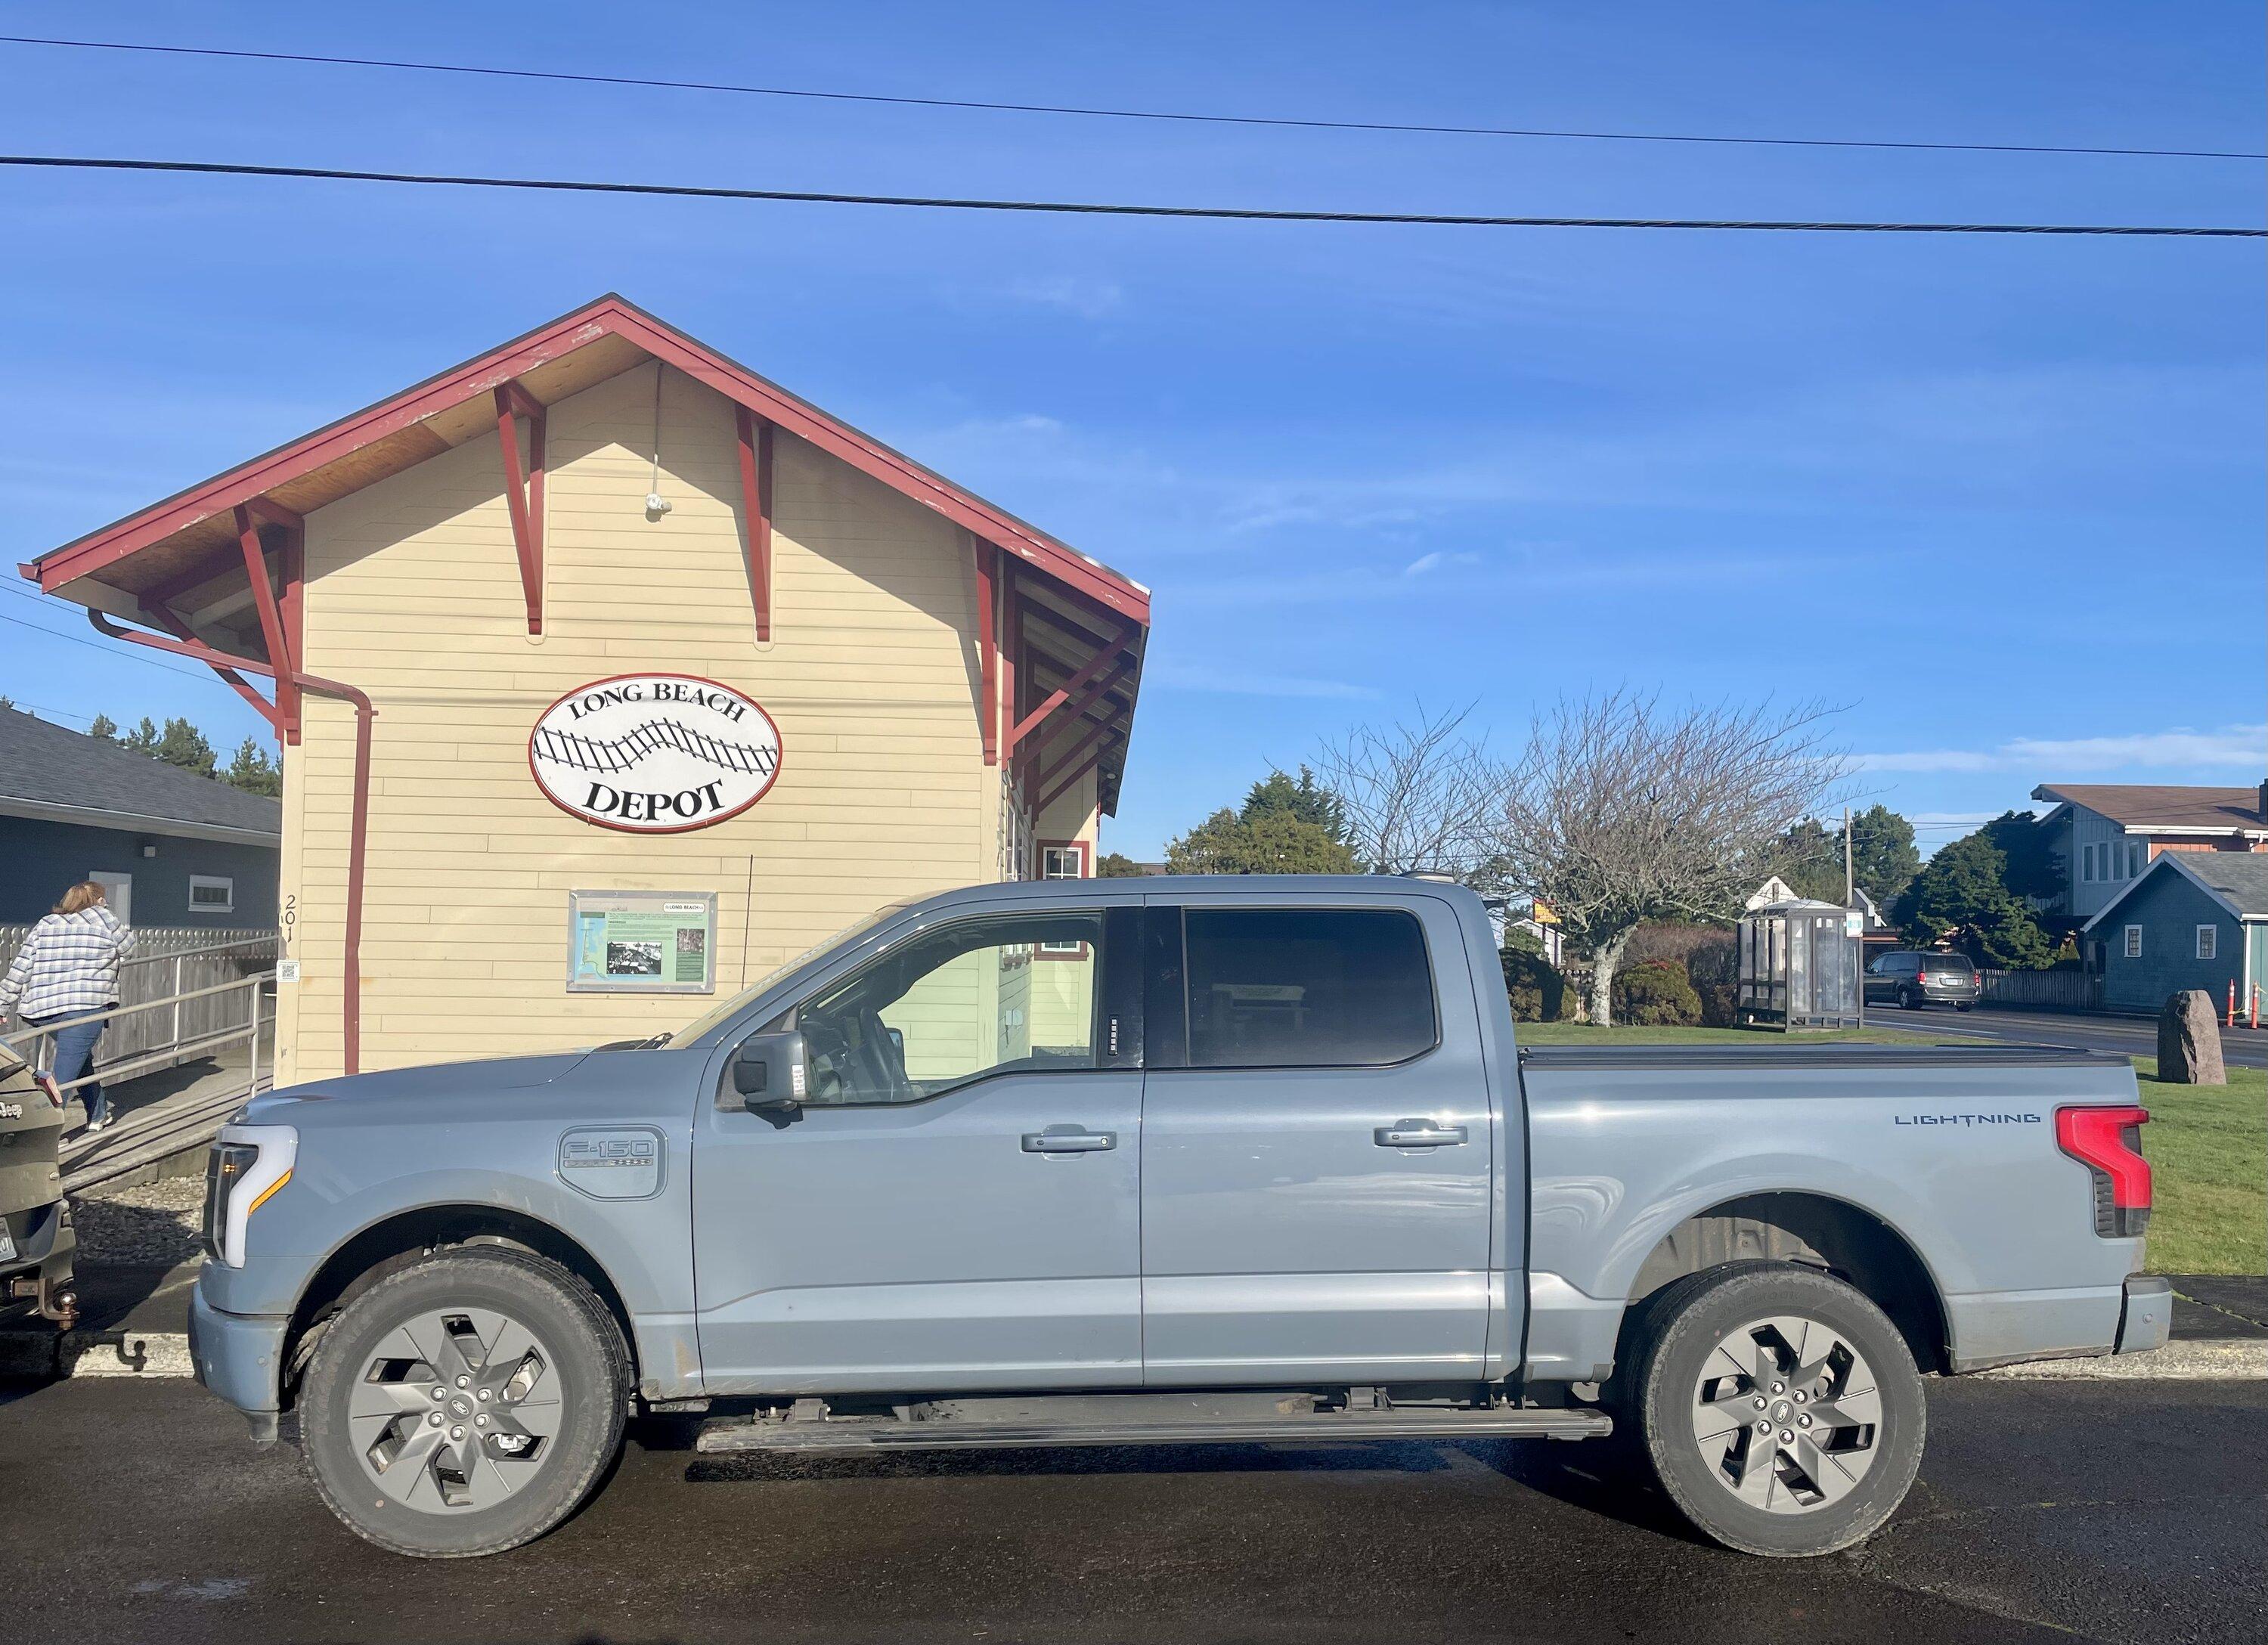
[24, 293, 1148, 624]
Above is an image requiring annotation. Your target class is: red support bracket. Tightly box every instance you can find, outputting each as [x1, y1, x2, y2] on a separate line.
[1008, 621, 1139, 752]
[234, 503, 300, 741]
[973, 540, 998, 765]
[733, 404, 775, 642]
[90, 609, 376, 1076]
[1022, 658, 1132, 776]
[1033, 732, 1123, 820]
[493, 383, 546, 635]
[1028, 696, 1124, 801]
[139, 598, 282, 736]
[1000, 573, 1024, 767]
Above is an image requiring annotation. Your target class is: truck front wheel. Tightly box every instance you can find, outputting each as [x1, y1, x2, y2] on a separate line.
[299, 1246, 630, 1557]
[1622, 1262, 1926, 1557]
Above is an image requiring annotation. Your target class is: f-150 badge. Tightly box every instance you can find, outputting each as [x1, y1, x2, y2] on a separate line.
[557, 1126, 666, 1200]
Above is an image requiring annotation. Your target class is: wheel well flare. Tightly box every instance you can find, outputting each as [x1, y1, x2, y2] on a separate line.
[1629, 1192, 1950, 1374]
[281, 1205, 637, 1402]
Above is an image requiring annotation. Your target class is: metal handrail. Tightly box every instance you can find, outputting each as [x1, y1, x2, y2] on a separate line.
[117, 934, 277, 970]
[2, 971, 277, 1096]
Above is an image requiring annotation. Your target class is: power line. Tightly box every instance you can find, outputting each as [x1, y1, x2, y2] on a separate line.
[0, 695, 94, 724]
[5, 155, 2260, 237]
[0, 605, 234, 685]
[4, 33, 2260, 163]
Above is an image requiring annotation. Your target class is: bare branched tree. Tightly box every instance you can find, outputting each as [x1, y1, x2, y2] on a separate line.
[1492, 690, 1851, 1026]
[1311, 702, 1510, 879]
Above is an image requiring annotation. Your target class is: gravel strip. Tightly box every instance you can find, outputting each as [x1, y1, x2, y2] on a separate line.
[70, 1176, 204, 1266]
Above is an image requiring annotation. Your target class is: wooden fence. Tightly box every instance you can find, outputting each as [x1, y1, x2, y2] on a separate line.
[0, 925, 278, 1069]
[1976, 967, 2103, 1012]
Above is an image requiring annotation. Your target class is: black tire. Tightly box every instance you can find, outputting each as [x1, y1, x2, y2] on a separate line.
[1900, 989, 1922, 1011]
[1619, 1262, 1926, 1557]
[1956, 1002, 1974, 1013]
[300, 1246, 629, 1557]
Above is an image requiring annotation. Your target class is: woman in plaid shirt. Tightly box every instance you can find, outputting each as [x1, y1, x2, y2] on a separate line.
[0, 881, 136, 1134]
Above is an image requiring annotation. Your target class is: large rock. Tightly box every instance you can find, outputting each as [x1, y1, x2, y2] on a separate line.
[2158, 990, 2226, 1085]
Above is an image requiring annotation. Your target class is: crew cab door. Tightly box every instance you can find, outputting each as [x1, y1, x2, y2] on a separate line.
[1138, 894, 1497, 1385]
[692, 902, 1144, 1393]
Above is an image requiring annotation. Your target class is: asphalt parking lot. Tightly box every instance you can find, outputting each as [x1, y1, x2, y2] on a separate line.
[3, 1374, 2260, 1644]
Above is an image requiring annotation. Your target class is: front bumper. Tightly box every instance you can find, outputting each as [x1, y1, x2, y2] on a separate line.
[187, 1279, 290, 1433]
[2114, 1274, 2173, 1355]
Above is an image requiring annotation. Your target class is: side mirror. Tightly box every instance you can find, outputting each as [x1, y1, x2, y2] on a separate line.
[724, 1030, 808, 1113]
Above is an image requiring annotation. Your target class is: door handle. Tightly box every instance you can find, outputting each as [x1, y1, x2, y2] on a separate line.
[1022, 1128, 1116, 1154]
[1374, 1121, 1468, 1148]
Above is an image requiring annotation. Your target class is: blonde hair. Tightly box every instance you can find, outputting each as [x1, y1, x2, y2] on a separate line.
[54, 881, 107, 915]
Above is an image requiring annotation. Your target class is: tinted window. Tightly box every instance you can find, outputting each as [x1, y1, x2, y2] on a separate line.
[1182, 908, 1436, 1068]
[1922, 956, 1975, 974]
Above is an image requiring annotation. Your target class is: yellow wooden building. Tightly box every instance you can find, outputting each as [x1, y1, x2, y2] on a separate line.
[25, 296, 1148, 1082]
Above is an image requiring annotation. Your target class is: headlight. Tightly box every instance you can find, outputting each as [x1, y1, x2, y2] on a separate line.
[201, 1124, 297, 1267]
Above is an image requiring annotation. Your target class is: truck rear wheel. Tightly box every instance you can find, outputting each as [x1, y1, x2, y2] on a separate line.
[1622, 1262, 1925, 1557]
[299, 1246, 628, 1557]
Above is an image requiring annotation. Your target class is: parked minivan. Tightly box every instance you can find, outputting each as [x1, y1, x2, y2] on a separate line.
[1864, 951, 1980, 1011]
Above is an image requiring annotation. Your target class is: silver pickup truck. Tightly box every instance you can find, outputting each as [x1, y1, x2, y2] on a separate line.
[189, 876, 2167, 1560]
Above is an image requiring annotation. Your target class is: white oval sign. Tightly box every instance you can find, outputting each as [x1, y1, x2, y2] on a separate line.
[528, 673, 781, 833]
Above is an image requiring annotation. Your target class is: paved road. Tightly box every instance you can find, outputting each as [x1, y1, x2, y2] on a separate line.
[1890, 1005, 2268, 1069]
[3, 1377, 2260, 1644]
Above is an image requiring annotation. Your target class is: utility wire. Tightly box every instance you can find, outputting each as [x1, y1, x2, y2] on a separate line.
[0, 604, 230, 685]
[4, 155, 2261, 237]
[4, 33, 2261, 163]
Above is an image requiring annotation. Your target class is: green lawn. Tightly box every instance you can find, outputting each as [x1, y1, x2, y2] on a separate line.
[2133, 1060, 2266, 1275]
[1513, 1024, 2266, 1275]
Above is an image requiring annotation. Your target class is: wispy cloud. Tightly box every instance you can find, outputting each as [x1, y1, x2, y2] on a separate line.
[1403, 550, 1482, 577]
[1147, 662, 1381, 701]
[1859, 724, 2266, 775]
[1002, 276, 1124, 318]
[1179, 549, 1808, 609]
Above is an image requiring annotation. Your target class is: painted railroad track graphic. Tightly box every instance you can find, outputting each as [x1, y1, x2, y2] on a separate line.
[532, 718, 779, 777]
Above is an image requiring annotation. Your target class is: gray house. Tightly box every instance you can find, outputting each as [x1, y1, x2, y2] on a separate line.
[2082, 852, 2268, 1016]
[0, 708, 280, 928]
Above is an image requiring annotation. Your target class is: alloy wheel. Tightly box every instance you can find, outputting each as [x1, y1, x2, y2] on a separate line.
[349, 1308, 562, 1512]
[1689, 1314, 1882, 1515]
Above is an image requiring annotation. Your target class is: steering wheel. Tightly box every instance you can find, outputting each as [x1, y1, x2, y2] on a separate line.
[800, 1006, 912, 1102]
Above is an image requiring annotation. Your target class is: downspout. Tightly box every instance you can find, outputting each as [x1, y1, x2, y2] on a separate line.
[86, 609, 375, 1075]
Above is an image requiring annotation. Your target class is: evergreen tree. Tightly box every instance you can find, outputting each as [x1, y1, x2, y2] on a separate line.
[1241, 767, 1352, 844]
[120, 717, 161, 756]
[1775, 805, 1919, 907]
[223, 736, 283, 798]
[1895, 831, 2054, 969]
[1095, 851, 1145, 878]
[1979, 810, 2063, 905]
[155, 717, 218, 779]
[88, 713, 119, 741]
[1165, 807, 1358, 875]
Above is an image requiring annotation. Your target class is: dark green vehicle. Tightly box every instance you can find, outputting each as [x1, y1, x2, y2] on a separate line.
[0, 1040, 78, 1327]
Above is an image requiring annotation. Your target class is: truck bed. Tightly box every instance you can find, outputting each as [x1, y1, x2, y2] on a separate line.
[1518, 1042, 2123, 1070]
[1514, 1036, 2147, 1380]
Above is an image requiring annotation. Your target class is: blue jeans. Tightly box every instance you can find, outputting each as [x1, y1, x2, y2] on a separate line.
[29, 1015, 107, 1126]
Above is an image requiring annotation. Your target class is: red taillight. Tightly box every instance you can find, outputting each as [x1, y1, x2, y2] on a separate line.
[2056, 1104, 2152, 1238]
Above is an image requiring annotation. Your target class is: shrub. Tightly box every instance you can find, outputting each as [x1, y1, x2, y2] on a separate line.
[1501, 940, 1569, 1023]
[1683, 934, 1740, 1028]
[1613, 959, 1702, 1027]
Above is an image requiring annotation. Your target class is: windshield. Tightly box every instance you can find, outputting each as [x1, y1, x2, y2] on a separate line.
[664, 900, 913, 1048]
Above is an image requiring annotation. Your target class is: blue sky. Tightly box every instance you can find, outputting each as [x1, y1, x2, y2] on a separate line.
[2, 1, 2260, 859]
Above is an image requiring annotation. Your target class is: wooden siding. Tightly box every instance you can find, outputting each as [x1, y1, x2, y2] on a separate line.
[277, 364, 1014, 1080]
[2097, 867, 2250, 1015]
